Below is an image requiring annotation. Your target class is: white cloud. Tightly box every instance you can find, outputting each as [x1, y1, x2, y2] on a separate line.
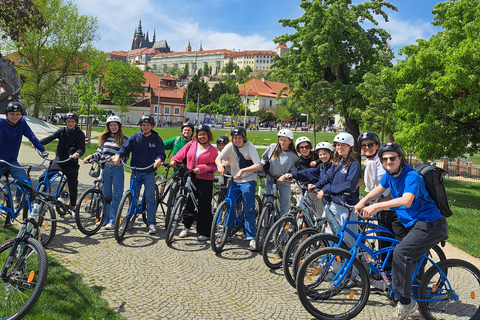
[377, 16, 439, 50]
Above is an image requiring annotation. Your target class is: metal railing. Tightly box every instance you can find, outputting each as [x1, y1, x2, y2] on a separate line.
[406, 155, 480, 183]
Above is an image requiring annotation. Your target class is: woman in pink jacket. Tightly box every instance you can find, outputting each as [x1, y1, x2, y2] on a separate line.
[170, 124, 218, 241]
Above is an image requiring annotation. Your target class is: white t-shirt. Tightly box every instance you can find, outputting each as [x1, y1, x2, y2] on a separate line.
[364, 154, 390, 197]
[217, 141, 260, 183]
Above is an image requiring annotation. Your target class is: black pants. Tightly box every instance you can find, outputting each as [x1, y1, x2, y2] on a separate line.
[39, 162, 79, 207]
[184, 177, 213, 237]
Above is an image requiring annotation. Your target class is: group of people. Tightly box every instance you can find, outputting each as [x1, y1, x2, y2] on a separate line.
[1, 101, 448, 320]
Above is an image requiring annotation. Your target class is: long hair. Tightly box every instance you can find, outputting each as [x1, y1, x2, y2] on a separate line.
[272, 141, 298, 160]
[333, 146, 357, 167]
[98, 123, 125, 147]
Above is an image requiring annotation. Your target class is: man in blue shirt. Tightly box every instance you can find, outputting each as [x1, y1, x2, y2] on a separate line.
[355, 142, 448, 320]
[111, 114, 165, 235]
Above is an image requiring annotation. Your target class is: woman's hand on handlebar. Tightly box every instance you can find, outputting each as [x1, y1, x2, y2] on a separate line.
[169, 160, 177, 168]
[307, 183, 316, 190]
[154, 158, 163, 169]
[278, 173, 292, 183]
[193, 167, 200, 174]
[111, 154, 120, 165]
[83, 155, 92, 164]
[316, 189, 324, 201]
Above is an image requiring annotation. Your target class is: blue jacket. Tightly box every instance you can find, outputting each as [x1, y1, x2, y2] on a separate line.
[0, 117, 45, 164]
[117, 130, 165, 173]
[316, 159, 361, 205]
[291, 161, 332, 184]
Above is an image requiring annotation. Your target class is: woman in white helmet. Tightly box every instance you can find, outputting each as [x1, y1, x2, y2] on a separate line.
[294, 136, 320, 170]
[261, 129, 298, 217]
[83, 116, 128, 230]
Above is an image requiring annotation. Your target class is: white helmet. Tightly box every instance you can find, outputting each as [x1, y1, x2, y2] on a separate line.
[106, 115, 122, 126]
[295, 136, 311, 150]
[315, 141, 334, 153]
[277, 128, 294, 140]
[333, 132, 354, 147]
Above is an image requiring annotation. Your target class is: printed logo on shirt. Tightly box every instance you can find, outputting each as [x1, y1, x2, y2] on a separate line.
[149, 143, 156, 148]
[341, 167, 348, 174]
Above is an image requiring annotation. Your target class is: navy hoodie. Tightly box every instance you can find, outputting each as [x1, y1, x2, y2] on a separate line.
[292, 161, 332, 185]
[315, 159, 361, 205]
[117, 130, 165, 173]
[0, 117, 45, 163]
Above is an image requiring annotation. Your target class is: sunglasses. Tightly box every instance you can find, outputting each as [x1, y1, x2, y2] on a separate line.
[298, 145, 311, 150]
[361, 142, 375, 149]
[381, 156, 398, 163]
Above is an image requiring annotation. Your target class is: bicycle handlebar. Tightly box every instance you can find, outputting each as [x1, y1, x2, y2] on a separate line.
[0, 157, 47, 169]
[43, 155, 75, 164]
[121, 159, 154, 171]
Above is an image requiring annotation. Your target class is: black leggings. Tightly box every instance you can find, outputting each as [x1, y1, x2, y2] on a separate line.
[39, 162, 79, 207]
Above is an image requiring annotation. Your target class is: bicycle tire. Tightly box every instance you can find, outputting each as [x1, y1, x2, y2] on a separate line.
[164, 180, 180, 229]
[0, 237, 48, 320]
[255, 202, 275, 252]
[296, 247, 370, 320]
[165, 195, 186, 245]
[262, 214, 296, 269]
[255, 195, 262, 217]
[155, 175, 164, 211]
[114, 191, 132, 241]
[55, 179, 70, 216]
[210, 201, 230, 253]
[212, 191, 225, 213]
[75, 188, 106, 236]
[22, 200, 57, 247]
[290, 233, 348, 289]
[418, 258, 480, 320]
[283, 228, 321, 287]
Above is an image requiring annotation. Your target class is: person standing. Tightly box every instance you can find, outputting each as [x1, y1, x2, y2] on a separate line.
[83, 116, 127, 230]
[170, 125, 218, 240]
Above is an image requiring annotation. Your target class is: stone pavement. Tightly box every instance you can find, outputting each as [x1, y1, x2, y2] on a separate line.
[15, 143, 480, 320]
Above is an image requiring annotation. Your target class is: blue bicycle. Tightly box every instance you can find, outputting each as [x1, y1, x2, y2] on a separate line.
[114, 160, 155, 241]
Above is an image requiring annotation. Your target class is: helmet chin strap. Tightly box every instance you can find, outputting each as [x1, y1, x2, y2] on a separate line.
[384, 158, 404, 176]
[366, 150, 378, 160]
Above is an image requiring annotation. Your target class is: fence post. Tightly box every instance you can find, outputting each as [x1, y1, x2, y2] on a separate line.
[467, 160, 472, 178]
[455, 158, 460, 176]
[443, 158, 448, 174]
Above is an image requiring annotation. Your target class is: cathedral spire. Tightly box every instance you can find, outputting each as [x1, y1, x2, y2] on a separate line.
[146, 30, 149, 42]
[153, 29, 156, 42]
[185, 39, 192, 52]
[198, 41, 203, 52]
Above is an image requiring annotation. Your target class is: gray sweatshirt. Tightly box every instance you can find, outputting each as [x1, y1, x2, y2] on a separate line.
[261, 143, 298, 182]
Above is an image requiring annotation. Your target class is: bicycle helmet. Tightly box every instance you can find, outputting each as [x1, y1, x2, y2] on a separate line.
[139, 114, 155, 125]
[196, 124, 211, 133]
[333, 132, 354, 147]
[106, 115, 122, 126]
[231, 126, 246, 137]
[277, 128, 294, 140]
[181, 122, 194, 131]
[315, 141, 334, 153]
[358, 131, 380, 145]
[216, 135, 229, 144]
[5, 101, 24, 114]
[378, 142, 404, 159]
[64, 112, 79, 122]
[295, 136, 311, 150]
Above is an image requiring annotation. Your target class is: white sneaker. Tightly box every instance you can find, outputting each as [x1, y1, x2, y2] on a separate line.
[179, 228, 190, 238]
[105, 223, 114, 230]
[370, 279, 386, 293]
[148, 224, 157, 235]
[248, 239, 256, 251]
[392, 300, 418, 320]
[197, 235, 209, 241]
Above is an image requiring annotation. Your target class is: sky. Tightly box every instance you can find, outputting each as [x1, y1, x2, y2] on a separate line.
[75, 0, 443, 57]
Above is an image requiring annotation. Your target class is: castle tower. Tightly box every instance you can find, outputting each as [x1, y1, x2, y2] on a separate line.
[131, 19, 145, 50]
[198, 41, 203, 52]
[185, 39, 192, 52]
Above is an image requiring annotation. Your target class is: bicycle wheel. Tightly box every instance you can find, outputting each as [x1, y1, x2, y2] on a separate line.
[212, 191, 225, 213]
[0, 237, 48, 320]
[255, 195, 262, 217]
[114, 191, 132, 241]
[75, 188, 106, 236]
[165, 195, 186, 245]
[164, 180, 180, 229]
[255, 202, 275, 252]
[418, 259, 480, 320]
[155, 175, 164, 211]
[210, 201, 230, 253]
[296, 247, 370, 320]
[283, 228, 320, 287]
[262, 214, 296, 269]
[55, 179, 70, 216]
[290, 233, 347, 289]
[22, 201, 57, 247]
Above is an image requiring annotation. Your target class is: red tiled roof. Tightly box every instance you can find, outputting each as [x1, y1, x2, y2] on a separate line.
[275, 43, 289, 49]
[226, 50, 275, 58]
[156, 49, 230, 57]
[238, 78, 290, 99]
[127, 47, 159, 57]
[141, 71, 184, 99]
[109, 51, 128, 56]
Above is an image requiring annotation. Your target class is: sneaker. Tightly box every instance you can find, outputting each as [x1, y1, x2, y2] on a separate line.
[70, 208, 76, 219]
[248, 239, 256, 251]
[105, 223, 115, 230]
[370, 279, 386, 293]
[148, 224, 157, 235]
[392, 300, 418, 320]
[179, 228, 190, 238]
[197, 235, 209, 241]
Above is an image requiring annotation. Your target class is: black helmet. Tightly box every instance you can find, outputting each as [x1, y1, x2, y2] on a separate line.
[378, 142, 404, 159]
[181, 122, 194, 131]
[139, 114, 155, 125]
[64, 112, 79, 122]
[216, 135, 229, 144]
[358, 132, 380, 145]
[6, 102, 24, 115]
[231, 126, 246, 137]
[196, 124, 210, 133]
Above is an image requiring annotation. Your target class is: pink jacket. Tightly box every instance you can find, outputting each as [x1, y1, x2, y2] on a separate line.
[171, 140, 218, 180]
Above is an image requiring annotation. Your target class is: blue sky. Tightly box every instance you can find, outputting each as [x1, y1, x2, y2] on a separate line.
[75, 0, 443, 57]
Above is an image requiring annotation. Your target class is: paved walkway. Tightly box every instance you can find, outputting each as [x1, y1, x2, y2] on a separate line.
[15, 144, 480, 320]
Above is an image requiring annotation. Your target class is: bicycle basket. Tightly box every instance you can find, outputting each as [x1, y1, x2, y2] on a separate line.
[89, 163, 100, 178]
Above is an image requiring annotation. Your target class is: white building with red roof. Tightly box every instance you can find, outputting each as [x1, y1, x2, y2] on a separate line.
[238, 78, 290, 112]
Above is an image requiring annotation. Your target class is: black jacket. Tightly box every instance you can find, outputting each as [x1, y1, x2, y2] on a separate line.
[40, 126, 85, 162]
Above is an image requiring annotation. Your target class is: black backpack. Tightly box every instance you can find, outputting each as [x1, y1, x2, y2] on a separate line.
[413, 163, 452, 217]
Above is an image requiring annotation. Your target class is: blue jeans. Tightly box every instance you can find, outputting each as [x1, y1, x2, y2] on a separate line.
[102, 165, 124, 224]
[266, 179, 292, 217]
[232, 181, 256, 240]
[329, 202, 357, 248]
[134, 171, 157, 226]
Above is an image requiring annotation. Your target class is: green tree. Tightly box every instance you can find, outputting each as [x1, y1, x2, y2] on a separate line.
[168, 66, 179, 77]
[218, 93, 242, 115]
[4, 0, 99, 117]
[74, 54, 106, 116]
[211, 82, 229, 103]
[245, 65, 253, 75]
[183, 63, 189, 76]
[203, 62, 209, 76]
[183, 75, 210, 109]
[200, 102, 219, 114]
[223, 60, 234, 75]
[102, 60, 144, 114]
[271, 0, 396, 146]
[225, 77, 239, 95]
[254, 109, 277, 123]
[392, 0, 480, 160]
[0, 0, 44, 43]
[186, 100, 196, 112]
[197, 68, 203, 77]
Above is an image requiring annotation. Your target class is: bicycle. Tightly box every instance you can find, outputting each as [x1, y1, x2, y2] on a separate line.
[295, 215, 469, 320]
[75, 158, 109, 236]
[165, 167, 200, 245]
[156, 163, 184, 229]
[114, 160, 156, 241]
[0, 159, 57, 247]
[210, 175, 249, 253]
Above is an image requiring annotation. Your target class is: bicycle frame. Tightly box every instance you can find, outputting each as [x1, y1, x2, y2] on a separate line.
[218, 176, 243, 234]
